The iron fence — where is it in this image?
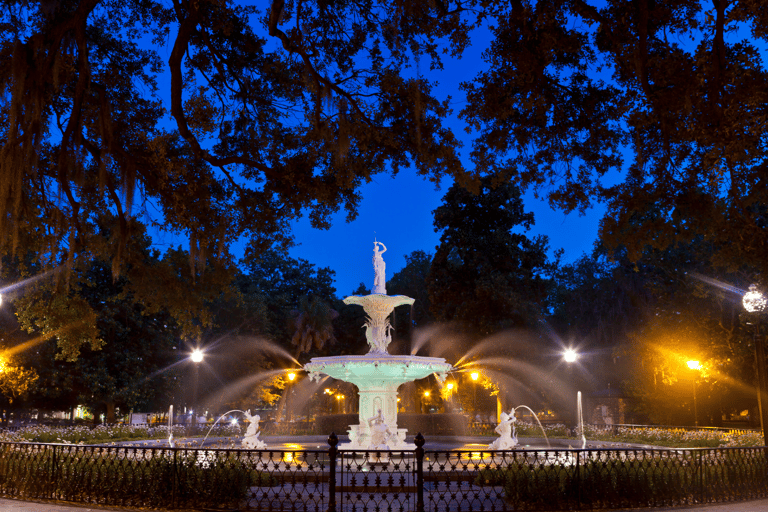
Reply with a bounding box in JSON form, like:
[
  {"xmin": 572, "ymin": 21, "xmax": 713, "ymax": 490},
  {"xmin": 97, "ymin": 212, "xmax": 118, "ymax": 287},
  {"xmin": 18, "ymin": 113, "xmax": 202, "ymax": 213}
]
[{"xmin": 0, "ymin": 436, "xmax": 765, "ymax": 510}]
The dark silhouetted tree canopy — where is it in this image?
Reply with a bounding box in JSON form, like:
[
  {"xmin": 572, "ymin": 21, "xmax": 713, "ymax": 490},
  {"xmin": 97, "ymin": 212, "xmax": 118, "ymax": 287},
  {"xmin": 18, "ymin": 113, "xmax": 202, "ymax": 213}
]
[
  {"xmin": 0, "ymin": 0, "xmax": 468, "ymax": 280},
  {"xmin": 427, "ymin": 176, "xmax": 551, "ymax": 336},
  {"xmin": 4, "ymin": 0, "xmax": 768, "ymax": 283},
  {"xmin": 461, "ymin": 0, "xmax": 768, "ymax": 276}
]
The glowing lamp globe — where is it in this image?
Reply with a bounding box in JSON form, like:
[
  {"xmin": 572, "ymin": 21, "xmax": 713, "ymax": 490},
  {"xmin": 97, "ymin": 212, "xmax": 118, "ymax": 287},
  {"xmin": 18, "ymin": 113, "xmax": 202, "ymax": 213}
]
[
  {"xmin": 743, "ymin": 285, "xmax": 767, "ymax": 313},
  {"xmin": 190, "ymin": 349, "xmax": 204, "ymax": 363}
]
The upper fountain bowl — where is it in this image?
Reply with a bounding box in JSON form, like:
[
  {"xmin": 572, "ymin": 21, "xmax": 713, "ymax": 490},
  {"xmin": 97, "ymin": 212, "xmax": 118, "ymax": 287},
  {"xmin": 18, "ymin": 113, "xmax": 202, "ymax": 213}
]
[{"xmin": 343, "ymin": 294, "xmax": 415, "ymax": 312}]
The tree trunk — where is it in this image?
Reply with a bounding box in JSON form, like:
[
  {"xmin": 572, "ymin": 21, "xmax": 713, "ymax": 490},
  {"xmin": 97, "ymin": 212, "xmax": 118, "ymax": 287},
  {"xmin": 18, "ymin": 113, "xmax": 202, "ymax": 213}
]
[{"xmin": 106, "ymin": 401, "xmax": 117, "ymax": 424}]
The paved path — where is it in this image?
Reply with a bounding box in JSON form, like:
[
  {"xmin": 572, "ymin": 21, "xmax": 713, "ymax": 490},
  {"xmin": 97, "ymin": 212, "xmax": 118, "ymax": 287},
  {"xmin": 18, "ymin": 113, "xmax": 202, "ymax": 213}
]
[{"xmin": 1, "ymin": 497, "xmax": 767, "ymax": 511}]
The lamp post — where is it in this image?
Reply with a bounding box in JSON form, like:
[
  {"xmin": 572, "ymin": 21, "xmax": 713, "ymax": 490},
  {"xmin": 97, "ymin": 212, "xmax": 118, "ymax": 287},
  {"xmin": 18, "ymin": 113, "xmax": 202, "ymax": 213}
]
[
  {"xmin": 190, "ymin": 348, "xmax": 204, "ymax": 433},
  {"xmin": 422, "ymin": 391, "xmax": 430, "ymax": 414},
  {"xmin": 563, "ymin": 348, "xmax": 579, "ymax": 430},
  {"xmin": 286, "ymin": 372, "xmax": 296, "ymax": 422},
  {"xmin": 470, "ymin": 371, "xmax": 479, "ymax": 418},
  {"xmin": 686, "ymin": 360, "xmax": 701, "ymax": 427},
  {"xmin": 743, "ymin": 284, "xmax": 768, "ymax": 447}
]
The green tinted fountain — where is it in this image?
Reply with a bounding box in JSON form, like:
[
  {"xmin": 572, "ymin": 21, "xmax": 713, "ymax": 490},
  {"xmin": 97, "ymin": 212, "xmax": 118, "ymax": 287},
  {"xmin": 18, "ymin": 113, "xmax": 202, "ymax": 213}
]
[{"xmin": 305, "ymin": 241, "xmax": 452, "ymax": 449}]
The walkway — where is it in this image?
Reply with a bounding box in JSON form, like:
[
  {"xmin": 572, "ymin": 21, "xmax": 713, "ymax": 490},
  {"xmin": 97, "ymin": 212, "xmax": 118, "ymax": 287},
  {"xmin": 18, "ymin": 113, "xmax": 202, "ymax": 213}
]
[{"xmin": 1, "ymin": 497, "xmax": 767, "ymax": 511}]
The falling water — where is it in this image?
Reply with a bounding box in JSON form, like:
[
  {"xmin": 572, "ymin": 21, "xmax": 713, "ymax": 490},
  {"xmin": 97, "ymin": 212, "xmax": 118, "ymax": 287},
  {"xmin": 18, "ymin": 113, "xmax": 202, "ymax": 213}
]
[
  {"xmin": 199, "ymin": 410, "xmax": 247, "ymax": 447},
  {"xmin": 168, "ymin": 405, "xmax": 174, "ymax": 447},
  {"xmin": 513, "ymin": 405, "xmax": 551, "ymax": 449},
  {"xmin": 577, "ymin": 391, "xmax": 586, "ymax": 449}
]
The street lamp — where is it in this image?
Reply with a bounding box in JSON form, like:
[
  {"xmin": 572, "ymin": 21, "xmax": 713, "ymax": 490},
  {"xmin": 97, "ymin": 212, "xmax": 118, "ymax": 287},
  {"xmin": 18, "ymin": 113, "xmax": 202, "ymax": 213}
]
[
  {"xmin": 422, "ymin": 391, "xmax": 430, "ymax": 414},
  {"xmin": 563, "ymin": 348, "xmax": 580, "ymax": 430},
  {"xmin": 285, "ymin": 371, "xmax": 297, "ymax": 422},
  {"xmin": 687, "ymin": 360, "xmax": 701, "ymax": 427},
  {"xmin": 190, "ymin": 348, "xmax": 204, "ymax": 432},
  {"xmin": 470, "ymin": 371, "xmax": 479, "ymax": 418},
  {"xmin": 743, "ymin": 284, "xmax": 768, "ymax": 447}
]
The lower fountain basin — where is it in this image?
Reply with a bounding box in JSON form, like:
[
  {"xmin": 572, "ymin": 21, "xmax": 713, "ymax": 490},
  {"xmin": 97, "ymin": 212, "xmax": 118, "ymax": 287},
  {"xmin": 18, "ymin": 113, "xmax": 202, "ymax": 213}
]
[
  {"xmin": 305, "ymin": 354, "xmax": 452, "ymax": 387},
  {"xmin": 305, "ymin": 354, "xmax": 453, "ymax": 450}
]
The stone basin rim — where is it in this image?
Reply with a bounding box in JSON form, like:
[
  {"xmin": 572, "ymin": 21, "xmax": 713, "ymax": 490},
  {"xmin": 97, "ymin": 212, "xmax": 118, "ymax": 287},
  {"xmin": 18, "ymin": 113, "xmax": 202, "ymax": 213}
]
[{"xmin": 305, "ymin": 354, "xmax": 453, "ymax": 366}]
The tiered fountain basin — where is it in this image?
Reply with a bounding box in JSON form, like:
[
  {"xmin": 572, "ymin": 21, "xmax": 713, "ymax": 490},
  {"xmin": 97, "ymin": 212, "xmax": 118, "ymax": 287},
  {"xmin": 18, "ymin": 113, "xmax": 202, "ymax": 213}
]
[{"xmin": 305, "ymin": 354, "xmax": 452, "ymax": 449}]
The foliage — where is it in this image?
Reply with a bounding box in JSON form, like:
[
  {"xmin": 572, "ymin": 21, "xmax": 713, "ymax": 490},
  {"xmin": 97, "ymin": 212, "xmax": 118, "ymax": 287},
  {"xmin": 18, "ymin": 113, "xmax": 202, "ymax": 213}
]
[
  {"xmin": 0, "ymin": 445, "xmax": 276, "ymax": 509},
  {"xmin": 548, "ymin": 237, "xmax": 760, "ymax": 427},
  {"xmin": 610, "ymin": 240, "xmax": 757, "ymax": 426},
  {"xmin": 0, "ymin": 423, "xmax": 241, "ymax": 444},
  {"xmin": 428, "ymin": 176, "xmax": 552, "ymax": 337},
  {"xmin": 479, "ymin": 455, "xmax": 728, "ymax": 508},
  {"xmin": 583, "ymin": 425, "xmax": 762, "ymax": 449},
  {"xmin": 0, "ymin": 316, "xmax": 38, "ymax": 405},
  {"xmin": 8, "ymin": 218, "xmax": 234, "ymax": 360},
  {"xmin": 387, "ymin": 250, "xmax": 434, "ymax": 327},
  {"xmin": 461, "ymin": 0, "xmax": 768, "ymax": 278},
  {"xmin": 290, "ymin": 295, "xmax": 338, "ymax": 357},
  {"xmin": 240, "ymin": 249, "xmax": 338, "ymax": 345},
  {"xmin": 0, "ymin": 0, "xmax": 467, "ymax": 288},
  {"xmin": 8, "ymin": 224, "xmax": 190, "ymax": 420}
]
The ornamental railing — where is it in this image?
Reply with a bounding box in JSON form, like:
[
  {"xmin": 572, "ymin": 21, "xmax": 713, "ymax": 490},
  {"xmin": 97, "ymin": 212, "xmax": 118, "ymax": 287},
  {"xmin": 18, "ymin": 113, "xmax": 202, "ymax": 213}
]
[{"xmin": 0, "ymin": 435, "xmax": 765, "ymax": 511}]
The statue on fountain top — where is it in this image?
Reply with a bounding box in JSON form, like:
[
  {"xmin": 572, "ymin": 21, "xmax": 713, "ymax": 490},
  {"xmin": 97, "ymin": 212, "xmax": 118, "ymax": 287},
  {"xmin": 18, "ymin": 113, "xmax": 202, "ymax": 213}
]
[
  {"xmin": 372, "ymin": 240, "xmax": 387, "ymax": 294},
  {"xmin": 341, "ymin": 239, "xmax": 413, "ymax": 355}
]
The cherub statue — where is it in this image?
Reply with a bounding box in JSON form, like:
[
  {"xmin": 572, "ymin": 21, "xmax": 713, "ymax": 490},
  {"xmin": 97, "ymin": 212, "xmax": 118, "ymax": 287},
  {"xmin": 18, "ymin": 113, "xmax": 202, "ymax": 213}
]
[
  {"xmin": 367, "ymin": 409, "xmax": 393, "ymax": 449},
  {"xmin": 488, "ymin": 410, "xmax": 518, "ymax": 450},
  {"xmin": 242, "ymin": 409, "xmax": 267, "ymax": 450}
]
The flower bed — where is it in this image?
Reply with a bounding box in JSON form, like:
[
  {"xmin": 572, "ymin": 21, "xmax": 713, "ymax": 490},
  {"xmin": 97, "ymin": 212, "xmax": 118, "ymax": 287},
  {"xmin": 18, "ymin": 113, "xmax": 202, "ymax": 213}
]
[{"xmin": 0, "ymin": 423, "xmax": 242, "ymax": 445}]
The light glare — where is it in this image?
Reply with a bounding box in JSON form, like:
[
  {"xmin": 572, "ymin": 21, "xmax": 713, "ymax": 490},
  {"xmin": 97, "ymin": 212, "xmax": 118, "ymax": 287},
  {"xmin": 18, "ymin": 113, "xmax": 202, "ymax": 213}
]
[
  {"xmin": 564, "ymin": 349, "xmax": 578, "ymax": 363},
  {"xmin": 190, "ymin": 349, "xmax": 204, "ymax": 363}
]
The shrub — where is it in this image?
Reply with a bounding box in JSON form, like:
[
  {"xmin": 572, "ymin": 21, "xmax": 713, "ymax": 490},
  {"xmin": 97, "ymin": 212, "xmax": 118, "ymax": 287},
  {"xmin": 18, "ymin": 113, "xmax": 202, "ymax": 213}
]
[{"xmin": 0, "ymin": 445, "xmax": 277, "ymax": 509}]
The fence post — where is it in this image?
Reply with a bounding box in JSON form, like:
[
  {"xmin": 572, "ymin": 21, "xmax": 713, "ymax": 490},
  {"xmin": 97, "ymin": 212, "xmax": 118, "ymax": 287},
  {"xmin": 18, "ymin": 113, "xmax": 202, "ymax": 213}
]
[
  {"xmin": 575, "ymin": 449, "xmax": 581, "ymax": 509},
  {"xmin": 328, "ymin": 432, "xmax": 338, "ymax": 512},
  {"xmin": 698, "ymin": 449, "xmax": 705, "ymax": 504},
  {"xmin": 415, "ymin": 432, "xmax": 425, "ymax": 512},
  {"xmin": 50, "ymin": 444, "xmax": 58, "ymax": 499},
  {"xmin": 172, "ymin": 448, "xmax": 178, "ymax": 509}
]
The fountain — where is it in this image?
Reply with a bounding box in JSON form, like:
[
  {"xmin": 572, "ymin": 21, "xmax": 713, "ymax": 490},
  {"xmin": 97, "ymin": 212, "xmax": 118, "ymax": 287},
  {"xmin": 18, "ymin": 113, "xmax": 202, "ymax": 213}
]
[{"xmin": 305, "ymin": 240, "xmax": 452, "ymax": 449}]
